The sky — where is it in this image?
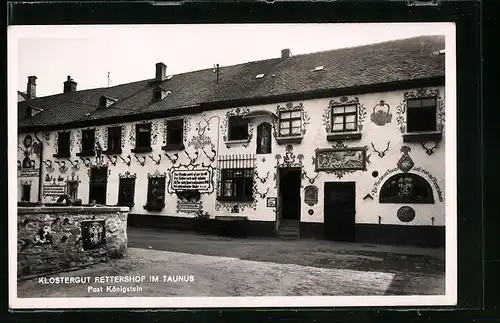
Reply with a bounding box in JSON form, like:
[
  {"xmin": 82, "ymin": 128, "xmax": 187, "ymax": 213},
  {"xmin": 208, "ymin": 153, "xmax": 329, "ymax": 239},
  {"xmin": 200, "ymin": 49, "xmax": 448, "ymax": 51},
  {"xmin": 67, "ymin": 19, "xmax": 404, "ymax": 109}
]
[{"xmin": 12, "ymin": 23, "xmax": 451, "ymax": 98}]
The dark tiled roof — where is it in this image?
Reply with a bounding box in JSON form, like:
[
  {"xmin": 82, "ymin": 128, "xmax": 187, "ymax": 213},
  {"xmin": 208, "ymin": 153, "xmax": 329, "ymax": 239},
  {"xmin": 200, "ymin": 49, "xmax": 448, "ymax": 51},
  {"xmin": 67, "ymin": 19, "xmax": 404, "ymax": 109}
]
[{"xmin": 18, "ymin": 35, "xmax": 445, "ymax": 129}]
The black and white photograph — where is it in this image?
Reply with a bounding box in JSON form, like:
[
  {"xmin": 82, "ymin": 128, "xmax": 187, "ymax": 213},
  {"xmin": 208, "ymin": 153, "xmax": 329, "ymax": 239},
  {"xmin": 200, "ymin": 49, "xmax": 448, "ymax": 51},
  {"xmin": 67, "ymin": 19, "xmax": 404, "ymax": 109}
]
[{"xmin": 9, "ymin": 23, "xmax": 457, "ymax": 309}]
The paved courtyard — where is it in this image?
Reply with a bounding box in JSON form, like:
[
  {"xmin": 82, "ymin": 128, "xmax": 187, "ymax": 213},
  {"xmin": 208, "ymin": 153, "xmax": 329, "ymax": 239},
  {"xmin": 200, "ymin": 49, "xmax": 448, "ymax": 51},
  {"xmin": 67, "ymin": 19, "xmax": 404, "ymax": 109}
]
[{"xmin": 17, "ymin": 227, "xmax": 445, "ymax": 297}]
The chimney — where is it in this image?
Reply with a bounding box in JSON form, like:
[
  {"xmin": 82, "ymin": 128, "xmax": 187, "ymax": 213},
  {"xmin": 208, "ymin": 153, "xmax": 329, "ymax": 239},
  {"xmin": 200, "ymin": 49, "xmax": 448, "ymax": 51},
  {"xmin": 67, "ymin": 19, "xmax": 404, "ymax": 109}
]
[
  {"xmin": 63, "ymin": 75, "xmax": 77, "ymax": 93},
  {"xmin": 155, "ymin": 62, "xmax": 167, "ymax": 82},
  {"xmin": 26, "ymin": 76, "xmax": 37, "ymax": 99},
  {"xmin": 281, "ymin": 48, "xmax": 291, "ymax": 59}
]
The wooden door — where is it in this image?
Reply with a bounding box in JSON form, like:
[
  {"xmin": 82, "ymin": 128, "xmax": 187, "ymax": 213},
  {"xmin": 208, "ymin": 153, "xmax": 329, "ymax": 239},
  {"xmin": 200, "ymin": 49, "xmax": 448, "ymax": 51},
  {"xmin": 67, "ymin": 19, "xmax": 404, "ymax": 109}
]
[{"xmin": 324, "ymin": 182, "xmax": 356, "ymax": 241}]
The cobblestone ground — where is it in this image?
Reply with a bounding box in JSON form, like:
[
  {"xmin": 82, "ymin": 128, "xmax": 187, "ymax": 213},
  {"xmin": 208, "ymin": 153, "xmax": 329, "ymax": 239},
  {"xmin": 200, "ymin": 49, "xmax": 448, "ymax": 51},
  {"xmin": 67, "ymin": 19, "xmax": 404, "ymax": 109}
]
[{"xmin": 17, "ymin": 227, "xmax": 446, "ymax": 297}]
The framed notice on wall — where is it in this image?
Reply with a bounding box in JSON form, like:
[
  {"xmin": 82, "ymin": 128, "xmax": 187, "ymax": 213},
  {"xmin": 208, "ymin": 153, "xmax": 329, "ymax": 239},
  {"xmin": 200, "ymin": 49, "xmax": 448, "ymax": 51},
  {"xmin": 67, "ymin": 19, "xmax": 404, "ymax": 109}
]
[{"xmin": 266, "ymin": 197, "xmax": 277, "ymax": 208}]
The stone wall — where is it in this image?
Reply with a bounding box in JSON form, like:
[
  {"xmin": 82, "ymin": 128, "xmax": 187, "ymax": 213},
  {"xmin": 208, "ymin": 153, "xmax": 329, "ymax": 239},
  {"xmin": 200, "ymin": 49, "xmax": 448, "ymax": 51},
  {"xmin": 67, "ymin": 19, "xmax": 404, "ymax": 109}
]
[{"xmin": 17, "ymin": 206, "xmax": 128, "ymax": 279}]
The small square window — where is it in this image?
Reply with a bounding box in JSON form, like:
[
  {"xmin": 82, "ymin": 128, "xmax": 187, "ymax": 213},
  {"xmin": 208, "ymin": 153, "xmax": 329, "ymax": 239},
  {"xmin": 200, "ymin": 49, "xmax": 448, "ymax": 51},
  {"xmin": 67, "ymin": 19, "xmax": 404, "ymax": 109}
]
[
  {"xmin": 218, "ymin": 168, "xmax": 254, "ymax": 202},
  {"xmin": 278, "ymin": 109, "xmax": 302, "ymax": 137},
  {"xmin": 330, "ymin": 104, "xmax": 358, "ymax": 132},
  {"xmin": 406, "ymin": 97, "xmax": 437, "ymax": 133},
  {"xmin": 228, "ymin": 116, "xmax": 249, "ymax": 141}
]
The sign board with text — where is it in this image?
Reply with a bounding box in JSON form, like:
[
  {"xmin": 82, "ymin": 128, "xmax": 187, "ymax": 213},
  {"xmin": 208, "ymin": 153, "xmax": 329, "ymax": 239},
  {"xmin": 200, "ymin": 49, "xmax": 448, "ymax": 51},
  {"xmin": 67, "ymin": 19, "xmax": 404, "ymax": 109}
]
[{"xmin": 43, "ymin": 185, "xmax": 66, "ymax": 196}]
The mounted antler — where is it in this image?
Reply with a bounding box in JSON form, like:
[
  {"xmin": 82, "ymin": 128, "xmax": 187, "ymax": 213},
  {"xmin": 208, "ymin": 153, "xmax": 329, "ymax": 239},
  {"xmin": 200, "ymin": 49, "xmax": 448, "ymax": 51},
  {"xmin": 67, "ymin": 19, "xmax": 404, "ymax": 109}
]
[
  {"xmin": 119, "ymin": 155, "xmax": 132, "ymax": 166},
  {"xmin": 42, "ymin": 160, "xmax": 52, "ymax": 168},
  {"xmin": 134, "ymin": 155, "xmax": 147, "ymax": 167},
  {"xmin": 66, "ymin": 159, "xmax": 80, "ymax": 170},
  {"xmin": 164, "ymin": 152, "xmax": 179, "ymax": 164},
  {"xmin": 106, "ymin": 155, "xmax": 118, "ymax": 166},
  {"xmin": 254, "ymin": 170, "xmax": 270, "ymax": 184},
  {"xmin": 185, "ymin": 150, "xmax": 199, "ymax": 166},
  {"xmin": 421, "ymin": 141, "xmax": 439, "ymax": 155},
  {"xmin": 54, "ymin": 160, "xmax": 68, "ymax": 173},
  {"xmin": 79, "ymin": 157, "xmax": 92, "ymax": 167},
  {"xmin": 371, "ymin": 141, "xmax": 390, "ymax": 158},
  {"xmin": 149, "ymin": 154, "xmax": 162, "ymax": 165},
  {"xmin": 201, "ymin": 144, "xmax": 217, "ymax": 163},
  {"xmin": 302, "ymin": 170, "xmax": 319, "ymax": 184},
  {"xmin": 255, "ymin": 187, "xmax": 270, "ymax": 199}
]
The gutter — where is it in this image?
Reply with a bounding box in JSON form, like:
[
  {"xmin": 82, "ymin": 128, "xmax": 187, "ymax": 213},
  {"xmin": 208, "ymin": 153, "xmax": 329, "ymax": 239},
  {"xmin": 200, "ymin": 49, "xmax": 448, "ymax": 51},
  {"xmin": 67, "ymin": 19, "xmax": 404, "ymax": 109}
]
[{"xmin": 33, "ymin": 132, "xmax": 43, "ymax": 202}]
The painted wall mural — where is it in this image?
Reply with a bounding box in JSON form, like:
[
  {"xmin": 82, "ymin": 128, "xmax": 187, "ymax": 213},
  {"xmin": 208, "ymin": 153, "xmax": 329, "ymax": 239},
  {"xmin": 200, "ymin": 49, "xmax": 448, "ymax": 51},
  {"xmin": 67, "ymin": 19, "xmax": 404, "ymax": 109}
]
[
  {"xmin": 396, "ymin": 87, "xmax": 445, "ymax": 133},
  {"xmin": 314, "ymin": 141, "xmax": 370, "ymax": 179},
  {"xmin": 322, "ymin": 96, "xmax": 367, "ymax": 133},
  {"xmin": 412, "ymin": 166, "xmax": 444, "ymax": 202},
  {"xmin": 370, "ymin": 100, "xmax": 392, "ymax": 126},
  {"xmin": 397, "ymin": 146, "xmax": 414, "ymax": 172},
  {"xmin": 397, "ymin": 206, "xmax": 416, "ymax": 223},
  {"xmin": 379, "ymin": 173, "xmax": 435, "ymax": 204},
  {"xmin": 274, "ymin": 102, "xmax": 310, "ymax": 137},
  {"xmin": 275, "ymin": 144, "xmax": 304, "ymax": 168},
  {"xmin": 304, "ymin": 185, "xmax": 319, "ymax": 206}
]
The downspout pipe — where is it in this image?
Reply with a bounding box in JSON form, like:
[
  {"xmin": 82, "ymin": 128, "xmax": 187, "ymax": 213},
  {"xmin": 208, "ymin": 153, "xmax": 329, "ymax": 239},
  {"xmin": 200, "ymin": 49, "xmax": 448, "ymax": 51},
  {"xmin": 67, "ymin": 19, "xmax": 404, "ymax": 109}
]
[{"xmin": 33, "ymin": 132, "xmax": 43, "ymax": 202}]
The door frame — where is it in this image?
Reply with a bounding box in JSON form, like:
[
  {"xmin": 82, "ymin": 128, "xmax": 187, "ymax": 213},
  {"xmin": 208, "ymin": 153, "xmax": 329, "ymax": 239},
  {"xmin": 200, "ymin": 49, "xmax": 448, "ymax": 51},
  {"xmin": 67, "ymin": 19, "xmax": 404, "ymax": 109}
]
[
  {"xmin": 277, "ymin": 167, "xmax": 302, "ymax": 222},
  {"xmin": 88, "ymin": 166, "xmax": 108, "ymax": 205},
  {"xmin": 323, "ymin": 181, "xmax": 356, "ymax": 241}
]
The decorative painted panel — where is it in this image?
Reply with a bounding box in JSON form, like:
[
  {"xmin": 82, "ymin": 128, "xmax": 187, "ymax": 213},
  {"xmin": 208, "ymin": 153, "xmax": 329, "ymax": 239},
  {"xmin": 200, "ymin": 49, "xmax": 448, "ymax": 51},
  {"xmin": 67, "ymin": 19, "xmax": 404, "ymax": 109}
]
[
  {"xmin": 379, "ymin": 173, "xmax": 434, "ymax": 204},
  {"xmin": 370, "ymin": 100, "xmax": 392, "ymax": 126},
  {"xmin": 315, "ymin": 148, "xmax": 367, "ymax": 171},
  {"xmin": 304, "ymin": 185, "xmax": 319, "ymax": 206},
  {"xmin": 81, "ymin": 220, "xmax": 106, "ymax": 250},
  {"xmin": 275, "ymin": 144, "xmax": 304, "ymax": 168},
  {"xmin": 397, "ymin": 206, "xmax": 416, "ymax": 223}
]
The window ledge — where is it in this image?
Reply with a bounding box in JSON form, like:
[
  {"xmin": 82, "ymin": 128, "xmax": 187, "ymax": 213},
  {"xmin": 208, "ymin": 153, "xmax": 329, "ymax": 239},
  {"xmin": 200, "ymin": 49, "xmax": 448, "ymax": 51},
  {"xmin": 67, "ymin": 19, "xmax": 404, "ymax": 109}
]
[
  {"xmin": 131, "ymin": 146, "xmax": 153, "ymax": 154},
  {"xmin": 53, "ymin": 152, "xmax": 71, "ymax": 158},
  {"xmin": 276, "ymin": 135, "xmax": 303, "ymax": 144},
  {"xmin": 143, "ymin": 203, "xmax": 165, "ymax": 211},
  {"xmin": 225, "ymin": 139, "xmax": 250, "ymax": 147},
  {"xmin": 327, "ymin": 131, "xmax": 362, "ymax": 142},
  {"xmin": 103, "ymin": 149, "xmax": 122, "ymax": 155},
  {"xmin": 403, "ymin": 131, "xmax": 442, "ymax": 143},
  {"xmin": 76, "ymin": 150, "xmax": 95, "ymax": 157},
  {"xmin": 161, "ymin": 143, "xmax": 185, "ymax": 151},
  {"xmin": 117, "ymin": 202, "xmax": 134, "ymax": 208},
  {"xmin": 216, "ymin": 196, "xmax": 255, "ymax": 202}
]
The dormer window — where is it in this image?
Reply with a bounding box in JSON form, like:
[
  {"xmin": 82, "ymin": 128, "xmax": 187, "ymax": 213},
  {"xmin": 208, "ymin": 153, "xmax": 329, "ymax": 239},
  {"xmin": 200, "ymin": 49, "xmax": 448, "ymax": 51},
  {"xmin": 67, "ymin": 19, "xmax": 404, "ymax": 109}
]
[
  {"xmin": 313, "ymin": 66, "xmax": 324, "ymax": 72},
  {"xmin": 153, "ymin": 87, "xmax": 170, "ymax": 101},
  {"xmin": 255, "ymin": 74, "xmax": 265, "ymax": 79},
  {"xmin": 98, "ymin": 96, "xmax": 117, "ymax": 109}
]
